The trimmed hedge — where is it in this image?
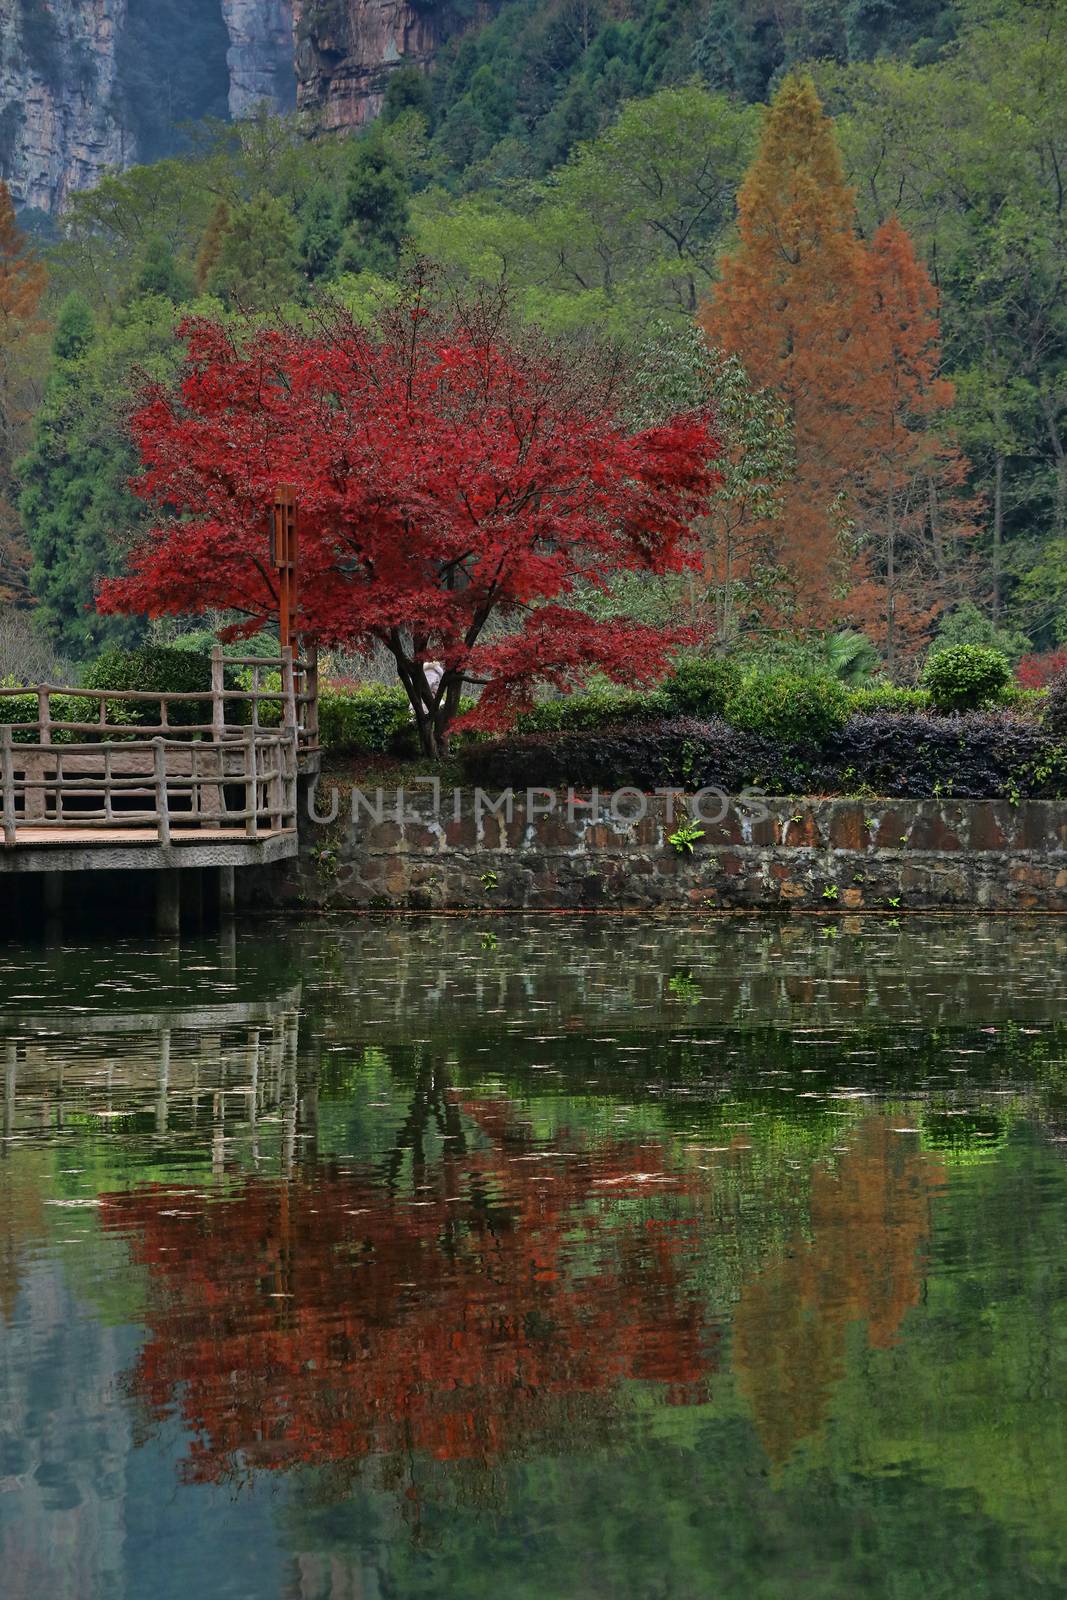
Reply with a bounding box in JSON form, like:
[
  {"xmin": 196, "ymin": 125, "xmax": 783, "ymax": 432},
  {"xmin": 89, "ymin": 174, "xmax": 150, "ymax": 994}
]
[
  {"xmin": 461, "ymin": 712, "xmax": 1067, "ymax": 800},
  {"xmin": 464, "ymin": 719, "xmax": 797, "ymax": 793},
  {"xmin": 319, "ymin": 685, "xmax": 414, "ymax": 755},
  {"xmin": 516, "ymin": 686, "xmax": 671, "ymax": 735},
  {"xmin": 819, "ymin": 713, "xmax": 1065, "ymax": 799},
  {"xmin": 725, "ymin": 669, "xmax": 850, "ymax": 743},
  {"xmin": 921, "ymin": 645, "xmax": 1012, "ymax": 712}
]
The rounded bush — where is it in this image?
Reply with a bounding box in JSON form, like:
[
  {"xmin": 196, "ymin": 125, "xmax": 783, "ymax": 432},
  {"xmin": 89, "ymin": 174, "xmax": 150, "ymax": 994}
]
[
  {"xmin": 1045, "ymin": 669, "xmax": 1067, "ymax": 740},
  {"xmin": 660, "ymin": 655, "xmax": 741, "ymax": 718},
  {"xmin": 724, "ymin": 670, "xmax": 850, "ymax": 745},
  {"xmin": 921, "ymin": 645, "xmax": 1011, "ymax": 713},
  {"xmin": 83, "ymin": 646, "xmax": 217, "ymax": 727}
]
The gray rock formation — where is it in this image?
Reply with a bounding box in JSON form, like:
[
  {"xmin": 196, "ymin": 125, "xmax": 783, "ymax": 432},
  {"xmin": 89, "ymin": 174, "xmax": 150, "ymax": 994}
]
[
  {"xmin": 221, "ymin": 0, "xmax": 294, "ymax": 118},
  {"xmin": 0, "ymin": 0, "xmax": 131, "ymax": 214},
  {"xmin": 0, "ymin": 0, "xmax": 295, "ymax": 213}
]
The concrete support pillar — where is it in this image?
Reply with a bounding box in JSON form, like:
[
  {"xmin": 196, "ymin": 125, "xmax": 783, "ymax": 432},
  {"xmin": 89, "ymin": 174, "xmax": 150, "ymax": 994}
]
[
  {"xmin": 219, "ymin": 864, "xmax": 236, "ymax": 916},
  {"xmin": 186, "ymin": 868, "xmax": 204, "ymax": 933},
  {"xmin": 156, "ymin": 870, "xmax": 181, "ymax": 938},
  {"xmin": 42, "ymin": 873, "xmax": 63, "ymax": 915}
]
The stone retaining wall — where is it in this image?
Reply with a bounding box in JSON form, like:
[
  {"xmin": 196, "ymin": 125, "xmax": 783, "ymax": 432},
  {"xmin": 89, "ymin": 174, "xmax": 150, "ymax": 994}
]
[{"xmin": 239, "ymin": 792, "xmax": 1067, "ymax": 913}]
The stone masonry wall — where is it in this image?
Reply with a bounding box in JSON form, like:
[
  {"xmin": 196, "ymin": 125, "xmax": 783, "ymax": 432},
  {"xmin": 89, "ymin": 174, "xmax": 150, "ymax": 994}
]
[{"xmin": 239, "ymin": 792, "xmax": 1067, "ymax": 913}]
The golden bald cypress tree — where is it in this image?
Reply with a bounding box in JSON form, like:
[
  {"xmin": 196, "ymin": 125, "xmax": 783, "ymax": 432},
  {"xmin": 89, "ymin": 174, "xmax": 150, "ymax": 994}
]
[{"xmin": 700, "ymin": 73, "xmax": 877, "ymax": 629}]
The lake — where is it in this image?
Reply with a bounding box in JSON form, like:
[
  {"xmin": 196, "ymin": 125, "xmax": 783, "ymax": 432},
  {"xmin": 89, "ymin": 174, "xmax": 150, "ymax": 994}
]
[{"xmin": 3, "ymin": 914, "xmax": 1067, "ymax": 1598}]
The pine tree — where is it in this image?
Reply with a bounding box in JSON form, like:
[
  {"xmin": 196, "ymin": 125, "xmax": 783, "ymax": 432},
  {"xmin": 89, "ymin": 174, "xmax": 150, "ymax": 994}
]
[
  {"xmin": 700, "ymin": 72, "xmax": 878, "ymax": 629},
  {"xmin": 205, "ymin": 192, "xmax": 301, "ymax": 310},
  {"xmin": 338, "ymin": 143, "xmax": 410, "ymax": 276},
  {"xmin": 19, "ymin": 293, "xmax": 183, "ymax": 658},
  {"xmin": 133, "ymin": 236, "xmax": 193, "ymax": 304},
  {"xmin": 0, "ymin": 181, "xmax": 47, "ymax": 604},
  {"xmin": 298, "ymin": 184, "xmax": 343, "ymax": 283}
]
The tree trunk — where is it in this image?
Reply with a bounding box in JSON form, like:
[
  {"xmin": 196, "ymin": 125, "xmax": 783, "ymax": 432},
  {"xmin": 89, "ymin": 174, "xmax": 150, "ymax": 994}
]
[
  {"xmin": 1039, "ymin": 388, "xmax": 1067, "ymax": 540},
  {"xmin": 885, "ymin": 498, "xmax": 897, "ymax": 684},
  {"xmin": 992, "ymin": 451, "xmax": 1004, "ymax": 622}
]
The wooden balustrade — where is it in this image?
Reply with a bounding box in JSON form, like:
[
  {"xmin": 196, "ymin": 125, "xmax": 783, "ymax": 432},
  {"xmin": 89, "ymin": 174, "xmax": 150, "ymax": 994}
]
[{"xmin": 0, "ymin": 649, "xmax": 308, "ymax": 848}]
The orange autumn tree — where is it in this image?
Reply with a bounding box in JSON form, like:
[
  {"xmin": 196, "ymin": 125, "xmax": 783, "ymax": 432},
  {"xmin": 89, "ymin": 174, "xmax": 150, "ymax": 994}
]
[
  {"xmin": 0, "ymin": 182, "xmax": 47, "ymax": 604},
  {"xmin": 701, "ymin": 72, "xmax": 876, "ymax": 629},
  {"xmin": 848, "ymin": 216, "xmax": 976, "ymax": 676},
  {"xmin": 701, "ymin": 74, "xmax": 972, "ymax": 648}
]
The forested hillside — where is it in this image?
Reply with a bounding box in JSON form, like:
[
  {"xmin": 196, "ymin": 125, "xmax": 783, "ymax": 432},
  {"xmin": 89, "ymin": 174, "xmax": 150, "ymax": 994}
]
[{"xmin": 1, "ymin": 0, "xmax": 1064, "ymax": 678}]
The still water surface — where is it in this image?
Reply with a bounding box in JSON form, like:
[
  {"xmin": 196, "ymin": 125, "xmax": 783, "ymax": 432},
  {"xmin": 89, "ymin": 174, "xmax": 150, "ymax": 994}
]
[{"xmin": 3, "ymin": 916, "xmax": 1067, "ymax": 1598}]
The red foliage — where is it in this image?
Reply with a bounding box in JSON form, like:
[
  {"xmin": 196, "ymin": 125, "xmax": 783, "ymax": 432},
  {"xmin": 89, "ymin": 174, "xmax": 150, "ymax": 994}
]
[
  {"xmin": 101, "ymin": 1097, "xmax": 713, "ymax": 1484},
  {"xmin": 98, "ymin": 276, "xmax": 720, "ymax": 754},
  {"xmin": 1017, "ymin": 651, "xmax": 1067, "ymax": 688}
]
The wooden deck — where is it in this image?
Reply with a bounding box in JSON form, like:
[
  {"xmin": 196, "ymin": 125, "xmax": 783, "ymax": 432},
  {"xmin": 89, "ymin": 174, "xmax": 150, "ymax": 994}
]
[
  {"xmin": 0, "ymin": 825, "xmax": 298, "ymax": 874},
  {"xmin": 0, "ymin": 647, "xmax": 315, "ymax": 878}
]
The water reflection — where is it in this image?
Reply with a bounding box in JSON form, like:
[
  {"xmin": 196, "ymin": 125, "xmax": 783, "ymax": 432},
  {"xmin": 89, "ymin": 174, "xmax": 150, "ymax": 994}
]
[{"xmin": 1, "ymin": 917, "xmax": 1067, "ymax": 1598}]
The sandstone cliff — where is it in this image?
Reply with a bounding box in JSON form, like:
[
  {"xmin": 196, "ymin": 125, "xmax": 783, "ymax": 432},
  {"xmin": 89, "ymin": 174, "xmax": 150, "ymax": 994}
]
[{"xmin": 292, "ymin": 0, "xmax": 478, "ymax": 129}]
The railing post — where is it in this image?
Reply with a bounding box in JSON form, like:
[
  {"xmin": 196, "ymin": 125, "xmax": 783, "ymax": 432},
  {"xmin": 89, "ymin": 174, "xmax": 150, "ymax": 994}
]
[
  {"xmin": 281, "ymin": 645, "xmax": 298, "ymax": 827},
  {"xmin": 305, "ymin": 637, "xmax": 319, "ymax": 756},
  {"xmin": 245, "ymin": 726, "xmax": 259, "ymax": 838},
  {"xmin": 153, "ymin": 737, "xmax": 171, "ymax": 846},
  {"xmin": 211, "ymin": 645, "xmax": 226, "ymax": 738},
  {"xmin": 27, "ymin": 685, "xmax": 51, "ymax": 821},
  {"xmin": 1, "ymin": 724, "xmax": 15, "ymax": 846},
  {"xmin": 205, "ymin": 644, "xmax": 227, "ymax": 827}
]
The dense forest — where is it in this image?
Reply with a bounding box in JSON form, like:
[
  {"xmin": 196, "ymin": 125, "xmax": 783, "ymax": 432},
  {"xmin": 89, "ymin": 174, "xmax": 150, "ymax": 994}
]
[{"xmin": 1, "ymin": 0, "xmax": 1064, "ymax": 679}]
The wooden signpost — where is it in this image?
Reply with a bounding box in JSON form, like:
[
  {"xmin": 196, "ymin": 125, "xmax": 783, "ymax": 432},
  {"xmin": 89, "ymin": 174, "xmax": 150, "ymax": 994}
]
[{"xmin": 270, "ymin": 485, "xmax": 300, "ymax": 652}]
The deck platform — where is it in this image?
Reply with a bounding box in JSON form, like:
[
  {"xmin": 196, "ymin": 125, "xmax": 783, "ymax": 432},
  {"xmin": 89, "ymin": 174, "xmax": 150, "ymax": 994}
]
[{"xmin": 0, "ymin": 825, "xmax": 298, "ymax": 874}]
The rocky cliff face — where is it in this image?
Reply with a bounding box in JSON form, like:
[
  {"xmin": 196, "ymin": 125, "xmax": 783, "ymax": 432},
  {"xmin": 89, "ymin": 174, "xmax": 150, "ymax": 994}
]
[
  {"xmin": 221, "ymin": 0, "xmax": 295, "ymax": 118},
  {"xmin": 292, "ymin": 0, "xmax": 476, "ymax": 129},
  {"xmin": 0, "ymin": 0, "xmax": 131, "ymax": 213},
  {"xmin": 0, "ymin": 0, "xmax": 295, "ymax": 214}
]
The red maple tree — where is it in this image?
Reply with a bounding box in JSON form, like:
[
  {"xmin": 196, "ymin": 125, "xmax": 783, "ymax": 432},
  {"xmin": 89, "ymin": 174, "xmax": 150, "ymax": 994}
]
[{"xmin": 98, "ymin": 275, "xmax": 720, "ymax": 756}]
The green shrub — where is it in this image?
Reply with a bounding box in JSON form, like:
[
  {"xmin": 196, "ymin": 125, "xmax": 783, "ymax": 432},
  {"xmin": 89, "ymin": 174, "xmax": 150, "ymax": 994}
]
[
  {"xmin": 319, "ymin": 684, "xmax": 413, "ymax": 755},
  {"xmin": 0, "ymin": 682, "xmax": 40, "ymax": 744},
  {"xmin": 921, "ymin": 645, "xmax": 1012, "ymax": 712},
  {"xmin": 516, "ymin": 685, "xmax": 669, "ymax": 735},
  {"xmin": 848, "ymin": 683, "xmax": 931, "ymax": 715},
  {"xmin": 998, "ymin": 681, "xmax": 1046, "ymax": 719},
  {"xmin": 724, "ymin": 670, "xmax": 850, "ymax": 744},
  {"xmin": 660, "ymin": 655, "xmax": 741, "ymax": 717},
  {"xmin": 0, "ymin": 677, "xmax": 138, "ymax": 742}
]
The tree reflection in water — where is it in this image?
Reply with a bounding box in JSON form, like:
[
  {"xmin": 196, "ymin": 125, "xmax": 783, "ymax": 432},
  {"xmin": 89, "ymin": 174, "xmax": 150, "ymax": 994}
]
[
  {"xmin": 732, "ymin": 1120, "xmax": 945, "ymax": 1466},
  {"xmin": 102, "ymin": 1073, "xmax": 712, "ymax": 1484},
  {"xmin": 101, "ymin": 1065, "xmax": 943, "ymax": 1495}
]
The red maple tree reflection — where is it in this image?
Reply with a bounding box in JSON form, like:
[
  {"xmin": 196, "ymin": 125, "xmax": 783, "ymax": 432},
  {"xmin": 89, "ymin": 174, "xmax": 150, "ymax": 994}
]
[{"xmin": 102, "ymin": 1094, "xmax": 714, "ymax": 1482}]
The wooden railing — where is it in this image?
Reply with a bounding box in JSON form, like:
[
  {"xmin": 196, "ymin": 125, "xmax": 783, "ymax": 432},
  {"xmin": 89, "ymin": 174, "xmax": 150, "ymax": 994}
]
[{"xmin": 0, "ymin": 645, "xmax": 316, "ymax": 848}]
